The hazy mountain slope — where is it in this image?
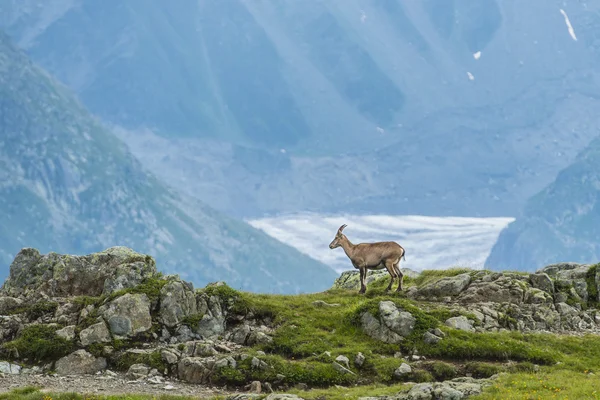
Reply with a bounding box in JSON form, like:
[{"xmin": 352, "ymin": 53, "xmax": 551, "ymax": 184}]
[
  {"xmin": 485, "ymin": 133, "xmax": 600, "ymax": 272},
  {"xmin": 0, "ymin": 31, "xmax": 336, "ymax": 293},
  {"xmin": 3, "ymin": 0, "xmax": 600, "ymax": 218}
]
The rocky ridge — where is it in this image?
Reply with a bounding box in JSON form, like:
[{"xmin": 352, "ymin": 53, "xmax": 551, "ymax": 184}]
[
  {"xmin": 335, "ymin": 263, "xmax": 600, "ymax": 336},
  {"xmin": 1, "ymin": 247, "xmax": 600, "ymax": 399}
]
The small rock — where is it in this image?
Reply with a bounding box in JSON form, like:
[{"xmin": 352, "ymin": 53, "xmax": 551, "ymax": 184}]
[
  {"xmin": 394, "ymin": 351, "xmax": 403, "ymax": 358},
  {"xmin": 432, "ymin": 328, "xmax": 446, "ymax": 338},
  {"xmin": 530, "ymin": 273, "xmax": 555, "ymax": 294},
  {"xmin": 423, "ymin": 331, "xmax": 442, "ymax": 345},
  {"xmin": 394, "ymin": 363, "xmax": 412, "ymax": 378},
  {"xmin": 55, "ymin": 325, "xmax": 76, "ymax": 341},
  {"xmin": 55, "ymin": 350, "xmax": 107, "ymax": 375},
  {"xmin": 312, "ymin": 300, "xmax": 340, "ymax": 307},
  {"xmin": 264, "ymin": 382, "xmax": 274, "ymax": 393},
  {"xmin": 332, "ymin": 361, "xmax": 355, "ymax": 375},
  {"xmin": 411, "ymin": 355, "xmax": 421, "ymax": 361},
  {"xmin": 250, "ymin": 381, "xmax": 262, "ymax": 393},
  {"xmin": 256, "ymin": 351, "xmax": 266, "ymax": 356},
  {"xmin": 215, "ymin": 343, "xmax": 233, "ymax": 353},
  {"xmin": 335, "ymin": 355, "xmax": 350, "ymax": 369},
  {"xmin": 127, "ymin": 363, "xmax": 151, "ymax": 380},
  {"xmin": 102, "ymin": 293, "xmax": 153, "ymax": 337},
  {"xmin": 251, "ymin": 357, "xmax": 268, "ymax": 370},
  {"xmin": 159, "ymin": 280, "xmax": 197, "ymax": 327},
  {"xmin": 445, "ymin": 316, "xmax": 475, "ymax": 332},
  {"xmin": 0, "ymin": 361, "xmax": 21, "ymax": 375},
  {"xmin": 0, "ymin": 297, "xmax": 23, "ymax": 315},
  {"xmin": 161, "ymin": 349, "xmax": 179, "ymax": 364},
  {"xmin": 80, "ymin": 321, "xmax": 112, "ymax": 346},
  {"xmin": 214, "ymin": 356, "xmax": 237, "ymax": 370},
  {"xmin": 163, "ymin": 385, "xmax": 175, "ymax": 390},
  {"xmin": 355, "ymin": 352, "xmax": 365, "ymax": 367}
]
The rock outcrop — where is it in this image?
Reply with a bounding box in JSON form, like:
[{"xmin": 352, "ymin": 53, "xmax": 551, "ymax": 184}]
[
  {"xmin": 403, "ymin": 266, "xmax": 600, "ymax": 334},
  {"xmin": 361, "ymin": 301, "xmax": 416, "ymax": 343},
  {"xmin": 0, "ymin": 247, "xmax": 276, "ymax": 388},
  {"xmin": 334, "ymin": 269, "xmax": 420, "ymax": 291},
  {"xmin": 359, "ymin": 376, "xmax": 497, "ymax": 400},
  {"xmin": 2, "ymin": 247, "xmax": 156, "ymax": 298}
]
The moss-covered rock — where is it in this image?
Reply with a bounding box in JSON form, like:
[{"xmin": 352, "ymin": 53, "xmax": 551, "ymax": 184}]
[
  {"xmin": 1, "ymin": 247, "xmax": 157, "ymax": 298},
  {"xmin": 101, "ymin": 293, "xmax": 153, "ymax": 337}
]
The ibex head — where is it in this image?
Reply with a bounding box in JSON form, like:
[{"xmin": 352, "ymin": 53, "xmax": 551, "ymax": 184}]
[{"xmin": 329, "ymin": 224, "xmax": 348, "ymax": 249}]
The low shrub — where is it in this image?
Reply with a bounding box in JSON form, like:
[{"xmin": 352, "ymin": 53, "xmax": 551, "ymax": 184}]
[
  {"xmin": 2, "ymin": 325, "xmax": 73, "ymax": 362},
  {"xmin": 418, "ymin": 330, "xmax": 557, "ymax": 365},
  {"xmin": 213, "ymin": 355, "xmax": 358, "ymax": 387},
  {"xmin": 465, "ymin": 361, "xmax": 503, "ymax": 378},
  {"xmin": 9, "ymin": 301, "xmax": 59, "ymax": 320},
  {"xmin": 430, "ymin": 361, "xmax": 458, "ymax": 381},
  {"xmin": 113, "ymin": 350, "xmax": 166, "ymax": 372}
]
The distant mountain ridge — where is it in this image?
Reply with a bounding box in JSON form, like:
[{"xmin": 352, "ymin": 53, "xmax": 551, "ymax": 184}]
[
  {"xmin": 0, "ymin": 30, "xmax": 337, "ymax": 293},
  {"xmin": 486, "ymin": 134, "xmax": 600, "ymax": 271},
  {"xmin": 4, "ymin": 1, "xmax": 600, "ymax": 219}
]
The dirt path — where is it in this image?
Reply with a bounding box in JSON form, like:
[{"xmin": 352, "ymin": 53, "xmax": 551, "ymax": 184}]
[{"xmin": 0, "ymin": 372, "xmax": 236, "ymax": 398}]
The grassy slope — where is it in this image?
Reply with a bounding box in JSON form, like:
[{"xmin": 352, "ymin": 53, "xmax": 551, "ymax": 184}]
[
  {"xmin": 8, "ymin": 270, "xmax": 600, "ymax": 399},
  {"xmin": 200, "ymin": 271, "xmax": 600, "ymax": 399}
]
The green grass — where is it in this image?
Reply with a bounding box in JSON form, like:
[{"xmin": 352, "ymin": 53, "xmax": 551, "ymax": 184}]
[
  {"xmin": 407, "ymin": 268, "xmax": 475, "ymax": 287},
  {"xmin": 465, "ymin": 361, "xmax": 504, "ymax": 378},
  {"xmin": 180, "ymin": 313, "xmax": 204, "ymax": 327},
  {"xmin": 1, "ymin": 325, "xmax": 73, "ymax": 362},
  {"xmin": 9, "ymin": 301, "xmax": 59, "ymax": 320},
  {"xmin": 112, "ymin": 350, "xmax": 167, "ymax": 373},
  {"xmin": 429, "ymin": 361, "xmax": 458, "ymax": 381},
  {"xmin": 194, "ymin": 283, "xmax": 595, "ymax": 391},
  {"xmin": 214, "ymin": 355, "xmax": 358, "ymax": 387},
  {"xmin": 472, "ymin": 370, "xmax": 600, "ymax": 399},
  {"xmin": 106, "ymin": 274, "xmax": 168, "ymax": 304}
]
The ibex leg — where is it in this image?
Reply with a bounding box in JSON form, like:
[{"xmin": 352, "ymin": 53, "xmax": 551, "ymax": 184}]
[
  {"xmin": 385, "ymin": 260, "xmax": 397, "ymax": 292},
  {"xmin": 393, "ymin": 261, "xmax": 404, "ymax": 292},
  {"xmin": 358, "ymin": 267, "xmax": 367, "ymax": 294}
]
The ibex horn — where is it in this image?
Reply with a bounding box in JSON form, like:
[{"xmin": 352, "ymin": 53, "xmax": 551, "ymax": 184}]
[{"xmin": 338, "ymin": 224, "xmax": 348, "ymax": 233}]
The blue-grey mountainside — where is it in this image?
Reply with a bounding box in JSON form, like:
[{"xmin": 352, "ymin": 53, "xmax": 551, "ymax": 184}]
[
  {"xmin": 0, "ymin": 31, "xmax": 336, "ymax": 293},
  {"xmin": 486, "ymin": 135, "xmax": 600, "ymax": 272},
  {"xmin": 3, "ymin": 1, "xmax": 600, "ymax": 218}
]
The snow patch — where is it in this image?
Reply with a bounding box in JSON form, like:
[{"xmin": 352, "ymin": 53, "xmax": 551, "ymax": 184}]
[
  {"xmin": 559, "ymin": 9, "xmax": 578, "ymax": 41},
  {"xmin": 247, "ymin": 213, "xmax": 514, "ymax": 273}
]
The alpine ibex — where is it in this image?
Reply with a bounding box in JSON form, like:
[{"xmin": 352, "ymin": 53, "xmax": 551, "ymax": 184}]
[{"xmin": 329, "ymin": 224, "xmax": 406, "ymax": 294}]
